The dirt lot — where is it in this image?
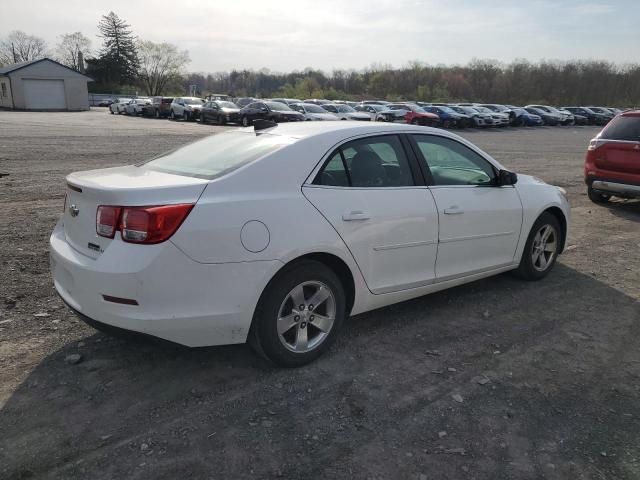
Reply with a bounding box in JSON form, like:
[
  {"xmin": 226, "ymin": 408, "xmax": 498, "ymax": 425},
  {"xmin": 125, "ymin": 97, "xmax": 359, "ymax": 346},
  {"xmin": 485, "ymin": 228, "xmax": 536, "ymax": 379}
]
[{"xmin": 1, "ymin": 109, "xmax": 639, "ymax": 480}]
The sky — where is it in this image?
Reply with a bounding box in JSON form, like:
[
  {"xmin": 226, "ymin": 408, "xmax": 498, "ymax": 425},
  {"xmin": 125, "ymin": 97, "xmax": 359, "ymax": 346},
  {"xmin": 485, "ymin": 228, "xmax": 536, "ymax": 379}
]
[{"xmin": 1, "ymin": 0, "xmax": 639, "ymax": 73}]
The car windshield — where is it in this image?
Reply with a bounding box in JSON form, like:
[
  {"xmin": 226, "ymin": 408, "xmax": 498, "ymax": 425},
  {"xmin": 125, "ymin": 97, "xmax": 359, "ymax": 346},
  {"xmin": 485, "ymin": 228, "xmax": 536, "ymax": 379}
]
[
  {"xmin": 303, "ymin": 104, "xmax": 328, "ymax": 113},
  {"xmin": 184, "ymin": 98, "xmax": 204, "ymax": 105},
  {"xmin": 217, "ymin": 101, "xmax": 238, "ymax": 108},
  {"xmin": 337, "ymin": 105, "xmax": 355, "ymax": 113},
  {"xmin": 512, "ymin": 108, "xmax": 527, "ymax": 115},
  {"xmin": 474, "ymin": 106, "xmax": 493, "ymax": 113},
  {"xmin": 118, "ymin": 98, "xmax": 131, "ymax": 103},
  {"xmin": 144, "ymin": 132, "xmax": 296, "ymax": 179},
  {"xmin": 438, "ymin": 106, "xmax": 456, "ymax": 113},
  {"xmin": 266, "ymin": 101, "xmax": 292, "ymax": 111}
]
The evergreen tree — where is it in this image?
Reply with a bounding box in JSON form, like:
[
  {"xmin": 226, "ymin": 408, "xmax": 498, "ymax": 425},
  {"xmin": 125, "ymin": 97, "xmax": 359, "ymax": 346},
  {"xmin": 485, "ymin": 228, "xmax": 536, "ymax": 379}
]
[{"xmin": 95, "ymin": 12, "xmax": 139, "ymax": 86}]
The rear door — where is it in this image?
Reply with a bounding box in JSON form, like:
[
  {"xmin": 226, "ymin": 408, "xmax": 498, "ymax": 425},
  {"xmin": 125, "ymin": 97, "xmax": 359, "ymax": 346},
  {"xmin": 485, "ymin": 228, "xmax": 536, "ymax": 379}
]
[
  {"xmin": 303, "ymin": 134, "xmax": 439, "ymax": 294},
  {"xmin": 410, "ymin": 134, "xmax": 523, "ymax": 280}
]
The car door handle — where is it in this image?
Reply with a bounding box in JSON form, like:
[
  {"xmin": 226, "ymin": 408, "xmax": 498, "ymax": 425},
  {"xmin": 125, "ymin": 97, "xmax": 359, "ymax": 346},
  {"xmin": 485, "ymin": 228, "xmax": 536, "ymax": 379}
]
[
  {"xmin": 342, "ymin": 211, "xmax": 370, "ymax": 221},
  {"xmin": 444, "ymin": 206, "xmax": 464, "ymax": 215}
]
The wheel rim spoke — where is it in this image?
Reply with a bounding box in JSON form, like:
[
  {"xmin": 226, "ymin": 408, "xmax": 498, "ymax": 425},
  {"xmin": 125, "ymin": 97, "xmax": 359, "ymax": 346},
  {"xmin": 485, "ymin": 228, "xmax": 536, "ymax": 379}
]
[
  {"xmin": 295, "ymin": 325, "xmax": 308, "ymax": 351},
  {"xmin": 277, "ymin": 313, "xmax": 297, "ymax": 335},
  {"xmin": 311, "ymin": 314, "xmax": 333, "ymax": 333},
  {"xmin": 289, "ymin": 284, "xmax": 306, "ymax": 308},
  {"xmin": 308, "ymin": 286, "xmax": 330, "ymax": 310}
]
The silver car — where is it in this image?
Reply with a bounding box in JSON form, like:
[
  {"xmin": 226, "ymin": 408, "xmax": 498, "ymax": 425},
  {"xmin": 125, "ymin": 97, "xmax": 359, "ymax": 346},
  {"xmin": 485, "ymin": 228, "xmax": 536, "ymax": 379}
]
[
  {"xmin": 290, "ymin": 103, "xmax": 340, "ymax": 121},
  {"xmin": 109, "ymin": 98, "xmax": 132, "ymax": 115},
  {"xmin": 321, "ymin": 103, "xmax": 371, "ymax": 121},
  {"xmin": 124, "ymin": 98, "xmax": 151, "ymax": 116}
]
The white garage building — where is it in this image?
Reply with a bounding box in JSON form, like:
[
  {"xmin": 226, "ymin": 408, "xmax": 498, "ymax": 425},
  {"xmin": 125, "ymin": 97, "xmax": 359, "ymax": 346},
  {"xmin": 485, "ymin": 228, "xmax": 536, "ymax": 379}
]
[{"xmin": 0, "ymin": 58, "xmax": 91, "ymax": 111}]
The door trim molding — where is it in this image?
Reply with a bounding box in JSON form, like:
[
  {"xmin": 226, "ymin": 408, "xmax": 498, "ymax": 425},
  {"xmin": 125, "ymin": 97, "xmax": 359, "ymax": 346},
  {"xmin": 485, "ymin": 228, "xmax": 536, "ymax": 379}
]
[
  {"xmin": 439, "ymin": 231, "xmax": 514, "ymax": 244},
  {"xmin": 373, "ymin": 239, "xmax": 438, "ymax": 251}
]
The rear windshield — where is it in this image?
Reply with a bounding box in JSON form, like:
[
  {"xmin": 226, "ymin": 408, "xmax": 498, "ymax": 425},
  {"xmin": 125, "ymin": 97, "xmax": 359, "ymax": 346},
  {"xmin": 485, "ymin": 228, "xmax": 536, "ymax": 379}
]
[
  {"xmin": 143, "ymin": 132, "xmax": 295, "ymax": 179},
  {"xmin": 601, "ymin": 116, "xmax": 640, "ymax": 142}
]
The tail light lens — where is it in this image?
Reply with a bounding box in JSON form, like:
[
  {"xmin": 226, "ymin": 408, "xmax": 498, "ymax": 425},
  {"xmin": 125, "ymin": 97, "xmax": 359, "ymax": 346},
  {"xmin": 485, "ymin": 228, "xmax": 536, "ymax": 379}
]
[
  {"xmin": 96, "ymin": 206, "xmax": 122, "ymax": 238},
  {"xmin": 96, "ymin": 204, "xmax": 193, "ymax": 244}
]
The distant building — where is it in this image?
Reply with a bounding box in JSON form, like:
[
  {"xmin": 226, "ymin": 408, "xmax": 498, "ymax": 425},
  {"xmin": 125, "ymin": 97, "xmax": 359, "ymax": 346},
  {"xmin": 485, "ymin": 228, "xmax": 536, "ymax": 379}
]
[{"xmin": 0, "ymin": 58, "xmax": 92, "ymax": 111}]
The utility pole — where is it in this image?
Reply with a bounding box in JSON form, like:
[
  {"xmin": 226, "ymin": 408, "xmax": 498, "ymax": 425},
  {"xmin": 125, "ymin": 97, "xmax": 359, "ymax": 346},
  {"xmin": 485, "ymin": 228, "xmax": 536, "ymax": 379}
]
[{"xmin": 11, "ymin": 43, "xmax": 17, "ymax": 63}]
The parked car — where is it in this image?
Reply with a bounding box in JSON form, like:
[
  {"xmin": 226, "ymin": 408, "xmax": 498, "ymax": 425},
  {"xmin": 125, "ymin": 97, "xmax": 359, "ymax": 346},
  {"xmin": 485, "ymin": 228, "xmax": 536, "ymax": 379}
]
[
  {"xmin": 421, "ymin": 105, "xmax": 472, "ymax": 128},
  {"xmin": 200, "ymin": 100, "xmax": 241, "ymax": 125},
  {"xmin": 526, "ymin": 105, "xmax": 572, "ymax": 125},
  {"xmin": 353, "ymin": 104, "xmax": 389, "ymax": 120},
  {"xmin": 303, "ymin": 99, "xmax": 333, "ymax": 105},
  {"xmin": 270, "ymin": 98, "xmax": 302, "ymax": 107},
  {"xmin": 558, "ymin": 108, "xmax": 587, "ymax": 125},
  {"xmin": 563, "ymin": 107, "xmax": 609, "ymax": 126},
  {"xmin": 587, "ymin": 107, "xmax": 616, "ymax": 122},
  {"xmin": 320, "ymin": 103, "xmax": 371, "ymax": 121},
  {"xmin": 125, "ymin": 98, "xmax": 151, "ymax": 116},
  {"xmin": 290, "ymin": 103, "xmax": 340, "ymax": 121},
  {"xmin": 473, "ymin": 106, "xmax": 509, "ymax": 127},
  {"xmin": 51, "ymin": 122, "xmax": 569, "ymax": 366},
  {"xmin": 449, "ymin": 105, "xmax": 494, "ymax": 127},
  {"xmin": 98, "ymin": 98, "xmax": 115, "ymax": 107},
  {"xmin": 361, "ymin": 100, "xmax": 390, "ymax": 106},
  {"xmin": 238, "ymin": 101, "xmax": 305, "ymax": 126},
  {"xmin": 235, "ymin": 97, "xmax": 256, "ymax": 108},
  {"xmin": 524, "ymin": 107, "xmax": 560, "ymax": 126},
  {"xmin": 585, "ymin": 110, "xmax": 640, "ymax": 203},
  {"xmin": 378, "ymin": 103, "xmax": 439, "ymax": 126},
  {"xmin": 205, "ymin": 94, "xmax": 231, "ymax": 102},
  {"xmin": 109, "ymin": 98, "xmax": 132, "ymax": 114},
  {"xmin": 142, "ymin": 97, "xmax": 174, "ymax": 118},
  {"xmin": 509, "ymin": 107, "xmax": 543, "ymax": 126},
  {"xmin": 170, "ymin": 97, "xmax": 205, "ymax": 121},
  {"xmin": 479, "ymin": 104, "xmax": 516, "ymax": 124}
]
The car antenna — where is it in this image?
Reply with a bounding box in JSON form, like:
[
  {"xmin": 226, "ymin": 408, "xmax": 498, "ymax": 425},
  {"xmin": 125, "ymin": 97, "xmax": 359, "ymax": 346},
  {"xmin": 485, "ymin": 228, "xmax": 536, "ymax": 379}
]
[{"xmin": 253, "ymin": 119, "xmax": 278, "ymax": 132}]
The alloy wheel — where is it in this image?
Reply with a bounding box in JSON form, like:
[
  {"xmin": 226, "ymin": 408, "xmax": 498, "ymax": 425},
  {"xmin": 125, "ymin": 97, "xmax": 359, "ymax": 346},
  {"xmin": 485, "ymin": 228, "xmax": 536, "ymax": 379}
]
[
  {"xmin": 531, "ymin": 224, "xmax": 557, "ymax": 272},
  {"xmin": 276, "ymin": 281, "xmax": 336, "ymax": 353}
]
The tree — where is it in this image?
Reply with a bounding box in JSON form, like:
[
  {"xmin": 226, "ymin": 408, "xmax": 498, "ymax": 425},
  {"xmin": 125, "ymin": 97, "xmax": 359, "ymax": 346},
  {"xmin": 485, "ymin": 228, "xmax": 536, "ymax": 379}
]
[
  {"xmin": 96, "ymin": 11, "xmax": 139, "ymax": 85},
  {"xmin": 55, "ymin": 32, "xmax": 91, "ymax": 71},
  {"xmin": 137, "ymin": 40, "xmax": 189, "ymax": 96},
  {"xmin": 0, "ymin": 30, "xmax": 48, "ymax": 66}
]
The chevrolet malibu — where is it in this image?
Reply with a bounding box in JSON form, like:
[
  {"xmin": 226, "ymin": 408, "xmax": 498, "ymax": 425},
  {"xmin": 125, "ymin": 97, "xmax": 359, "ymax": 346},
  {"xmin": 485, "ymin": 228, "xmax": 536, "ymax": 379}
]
[{"xmin": 51, "ymin": 123, "xmax": 570, "ymax": 366}]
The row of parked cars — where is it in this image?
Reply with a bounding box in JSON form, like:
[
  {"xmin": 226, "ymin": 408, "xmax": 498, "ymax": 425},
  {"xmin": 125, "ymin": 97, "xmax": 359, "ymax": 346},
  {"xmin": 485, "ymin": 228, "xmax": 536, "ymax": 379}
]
[{"xmin": 105, "ymin": 95, "xmax": 626, "ymax": 130}]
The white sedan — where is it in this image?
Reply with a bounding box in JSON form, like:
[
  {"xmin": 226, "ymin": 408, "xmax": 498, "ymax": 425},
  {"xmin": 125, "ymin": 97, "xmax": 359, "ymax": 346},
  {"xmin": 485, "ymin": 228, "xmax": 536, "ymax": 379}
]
[
  {"xmin": 109, "ymin": 98, "xmax": 132, "ymax": 114},
  {"xmin": 50, "ymin": 123, "xmax": 570, "ymax": 366}
]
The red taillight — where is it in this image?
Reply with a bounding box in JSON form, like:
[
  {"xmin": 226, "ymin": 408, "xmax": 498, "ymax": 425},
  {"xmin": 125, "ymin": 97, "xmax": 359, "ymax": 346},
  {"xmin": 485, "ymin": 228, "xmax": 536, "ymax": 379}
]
[
  {"xmin": 96, "ymin": 206, "xmax": 122, "ymax": 238},
  {"xmin": 96, "ymin": 204, "xmax": 193, "ymax": 243},
  {"xmin": 588, "ymin": 139, "xmax": 607, "ymax": 151}
]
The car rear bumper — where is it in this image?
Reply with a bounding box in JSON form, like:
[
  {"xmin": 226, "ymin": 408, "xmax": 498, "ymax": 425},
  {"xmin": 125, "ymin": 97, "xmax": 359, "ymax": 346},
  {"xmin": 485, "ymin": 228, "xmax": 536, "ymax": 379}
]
[
  {"xmin": 590, "ymin": 179, "xmax": 640, "ymax": 198},
  {"xmin": 50, "ymin": 220, "xmax": 281, "ymax": 347}
]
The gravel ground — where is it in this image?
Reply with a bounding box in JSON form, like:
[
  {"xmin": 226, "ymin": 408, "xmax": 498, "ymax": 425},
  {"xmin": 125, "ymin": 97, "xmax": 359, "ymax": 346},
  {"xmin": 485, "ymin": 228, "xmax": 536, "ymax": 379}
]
[{"xmin": 0, "ymin": 109, "xmax": 639, "ymax": 480}]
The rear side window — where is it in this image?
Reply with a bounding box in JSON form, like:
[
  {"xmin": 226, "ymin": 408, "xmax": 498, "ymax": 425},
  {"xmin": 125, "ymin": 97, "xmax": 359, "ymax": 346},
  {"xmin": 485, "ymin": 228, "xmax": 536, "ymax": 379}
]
[
  {"xmin": 601, "ymin": 116, "xmax": 640, "ymax": 142},
  {"xmin": 144, "ymin": 132, "xmax": 295, "ymax": 179},
  {"xmin": 314, "ymin": 135, "xmax": 414, "ymax": 188}
]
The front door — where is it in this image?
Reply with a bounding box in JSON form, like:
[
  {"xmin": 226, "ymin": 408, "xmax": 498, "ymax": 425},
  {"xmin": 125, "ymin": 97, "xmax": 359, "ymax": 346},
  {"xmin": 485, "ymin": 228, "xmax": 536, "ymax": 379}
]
[
  {"xmin": 303, "ymin": 134, "xmax": 439, "ymax": 294},
  {"xmin": 411, "ymin": 134, "xmax": 523, "ymax": 280}
]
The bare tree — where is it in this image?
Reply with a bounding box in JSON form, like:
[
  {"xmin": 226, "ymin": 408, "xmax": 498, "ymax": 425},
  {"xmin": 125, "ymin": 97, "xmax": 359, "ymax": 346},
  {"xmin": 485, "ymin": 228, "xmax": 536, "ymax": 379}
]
[
  {"xmin": 0, "ymin": 30, "xmax": 48, "ymax": 65},
  {"xmin": 137, "ymin": 40, "xmax": 190, "ymax": 96},
  {"xmin": 55, "ymin": 32, "xmax": 91, "ymax": 71}
]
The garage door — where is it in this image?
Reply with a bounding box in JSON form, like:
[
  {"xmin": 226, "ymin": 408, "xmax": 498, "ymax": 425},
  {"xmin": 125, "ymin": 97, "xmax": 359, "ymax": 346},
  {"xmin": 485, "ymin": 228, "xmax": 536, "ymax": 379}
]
[{"xmin": 23, "ymin": 79, "xmax": 66, "ymax": 109}]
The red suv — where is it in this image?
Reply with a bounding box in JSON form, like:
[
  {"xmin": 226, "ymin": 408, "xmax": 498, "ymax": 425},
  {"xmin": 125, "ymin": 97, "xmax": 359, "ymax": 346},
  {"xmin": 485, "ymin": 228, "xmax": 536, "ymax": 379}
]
[{"xmin": 585, "ymin": 110, "xmax": 640, "ymax": 203}]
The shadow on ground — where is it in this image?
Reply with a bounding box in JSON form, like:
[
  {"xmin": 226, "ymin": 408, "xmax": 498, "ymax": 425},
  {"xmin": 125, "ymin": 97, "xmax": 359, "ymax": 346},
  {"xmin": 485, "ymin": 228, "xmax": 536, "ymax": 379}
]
[{"xmin": 1, "ymin": 264, "xmax": 639, "ymax": 480}]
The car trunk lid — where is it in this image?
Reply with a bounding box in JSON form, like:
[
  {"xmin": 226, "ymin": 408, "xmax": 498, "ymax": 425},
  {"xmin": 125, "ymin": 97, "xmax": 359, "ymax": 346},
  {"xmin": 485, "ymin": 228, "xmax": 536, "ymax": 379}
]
[{"xmin": 64, "ymin": 165, "xmax": 208, "ymax": 259}]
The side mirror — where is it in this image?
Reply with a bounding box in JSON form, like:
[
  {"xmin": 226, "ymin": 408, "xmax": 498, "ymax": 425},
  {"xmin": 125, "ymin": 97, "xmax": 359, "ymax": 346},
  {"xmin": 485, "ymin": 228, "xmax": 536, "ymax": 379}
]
[{"xmin": 497, "ymin": 169, "xmax": 518, "ymax": 186}]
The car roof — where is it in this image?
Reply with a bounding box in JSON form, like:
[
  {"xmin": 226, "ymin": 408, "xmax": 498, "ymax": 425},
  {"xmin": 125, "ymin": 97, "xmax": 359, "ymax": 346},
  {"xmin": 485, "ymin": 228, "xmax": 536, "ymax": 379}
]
[{"xmin": 238, "ymin": 121, "xmax": 456, "ymax": 140}]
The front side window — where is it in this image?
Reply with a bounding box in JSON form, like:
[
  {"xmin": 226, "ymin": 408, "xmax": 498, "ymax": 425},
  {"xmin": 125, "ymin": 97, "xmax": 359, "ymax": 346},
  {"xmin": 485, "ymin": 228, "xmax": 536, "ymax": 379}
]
[
  {"xmin": 314, "ymin": 135, "xmax": 414, "ymax": 188},
  {"xmin": 413, "ymin": 135, "xmax": 496, "ymax": 186}
]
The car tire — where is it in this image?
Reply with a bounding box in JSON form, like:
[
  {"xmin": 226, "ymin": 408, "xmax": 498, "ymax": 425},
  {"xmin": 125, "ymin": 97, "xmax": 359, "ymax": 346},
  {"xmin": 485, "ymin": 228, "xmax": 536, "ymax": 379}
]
[
  {"xmin": 514, "ymin": 212, "xmax": 561, "ymax": 281},
  {"xmin": 110, "ymin": 110, "xmax": 114, "ymax": 115},
  {"xmin": 170, "ymin": 110, "xmax": 175, "ymax": 120},
  {"xmin": 220, "ymin": 115, "xmax": 226, "ymax": 125},
  {"xmin": 250, "ymin": 260, "xmax": 346, "ymax": 367},
  {"xmin": 587, "ymin": 185, "xmax": 611, "ymax": 204},
  {"xmin": 242, "ymin": 116, "xmax": 251, "ymax": 127},
  {"xmin": 155, "ymin": 109, "xmax": 160, "ymax": 119},
  {"xmin": 184, "ymin": 111, "xmax": 190, "ymax": 122}
]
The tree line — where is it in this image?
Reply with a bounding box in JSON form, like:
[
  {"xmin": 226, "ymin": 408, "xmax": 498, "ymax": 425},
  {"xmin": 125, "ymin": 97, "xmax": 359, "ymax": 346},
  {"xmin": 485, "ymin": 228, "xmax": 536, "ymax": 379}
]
[
  {"xmin": 185, "ymin": 60, "xmax": 640, "ymax": 107},
  {"xmin": 1, "ymin": 12, "xmax": 638, "ymax": 106}
]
